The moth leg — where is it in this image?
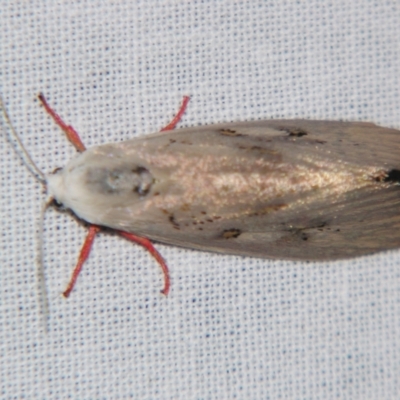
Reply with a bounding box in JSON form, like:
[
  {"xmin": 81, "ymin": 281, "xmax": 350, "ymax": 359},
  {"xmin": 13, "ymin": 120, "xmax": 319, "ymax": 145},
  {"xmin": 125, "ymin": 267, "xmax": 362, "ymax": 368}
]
[
  {"xmin": 118, "ymin": 231, "xmax": 170, "ymax": 296},
  {"xmin": 117, "ymin": 96, "xmax": 190, "ymax": 296},
  {"xmin": 160, "ymin": 95, "xmax": 190, "ymax": 131},
  {"xmin": 38, "ymin": 94, "xmax": 102, "ymax": 297},
  {"xmin": 113, "ymin": 97, "xmax": 189, "ymax": 295},
  {"xmin": 38, "ymin": 93, "xmax": 86, "ymax": 152},
  {"xmin": 41, "ymin": 94, "xmax": 179, "ymax": 297},
  {"xmin": 63, "ymin": 225, "xmax": 101, "ymax": 297},
  {"xmin": 113, "ymin": 96, "xmax": 190, "ymax": 294}
]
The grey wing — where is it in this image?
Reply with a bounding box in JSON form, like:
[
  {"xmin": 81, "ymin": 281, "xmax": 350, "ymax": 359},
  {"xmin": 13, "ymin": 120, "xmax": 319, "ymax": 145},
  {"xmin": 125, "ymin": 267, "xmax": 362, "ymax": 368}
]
[
  {"xmin": 97, "ymin": 119, "xmax": 400, "ymax": 260},
  {"xmin": 177, "ymin": 185, "xmax": 400, "ymax": 260}
]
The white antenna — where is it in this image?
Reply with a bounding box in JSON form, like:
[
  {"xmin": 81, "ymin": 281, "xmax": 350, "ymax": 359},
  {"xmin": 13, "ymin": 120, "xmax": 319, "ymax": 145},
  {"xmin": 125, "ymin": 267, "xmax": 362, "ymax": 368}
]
[
  {"xmin": 0, "ymin": 94, "xmax": 46, "ymax": 183},
  {"xmin": 37, "ymin": 198, "xmax": 53, "ymax": 332},
  {"xmin": 0, "ymin": 93, "xmax": 51, "ymax": 331}
]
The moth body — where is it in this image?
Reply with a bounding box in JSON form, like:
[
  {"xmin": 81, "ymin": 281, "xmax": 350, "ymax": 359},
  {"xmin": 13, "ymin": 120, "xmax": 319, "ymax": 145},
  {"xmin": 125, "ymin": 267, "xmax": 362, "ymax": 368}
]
[{"xmin": 47, "ymin": 119, "xmax": 400, "ymax": 260}]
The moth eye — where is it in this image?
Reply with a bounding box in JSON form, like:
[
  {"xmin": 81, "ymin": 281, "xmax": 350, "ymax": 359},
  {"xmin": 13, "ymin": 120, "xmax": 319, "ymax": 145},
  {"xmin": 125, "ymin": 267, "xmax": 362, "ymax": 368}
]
[{"xmin": 51, "ymin": 198, "xmax": 64, "ymax": 209}]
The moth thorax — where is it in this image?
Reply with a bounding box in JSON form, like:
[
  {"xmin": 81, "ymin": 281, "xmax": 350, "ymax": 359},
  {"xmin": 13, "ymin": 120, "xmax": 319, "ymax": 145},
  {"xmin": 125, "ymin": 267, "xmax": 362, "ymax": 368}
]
[{"xmin": 85, "ymin": 165, "xmax": 155, "ymax": 196}]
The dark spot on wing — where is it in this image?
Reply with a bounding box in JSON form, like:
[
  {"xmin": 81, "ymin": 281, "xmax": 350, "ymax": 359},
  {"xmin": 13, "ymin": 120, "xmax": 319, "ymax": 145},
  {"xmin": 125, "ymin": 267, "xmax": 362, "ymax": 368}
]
[
  {"xmin": 279, "ymin": 127, "xmax": 308, "ymax": 137},
  {"xmin": 132, "ymin": 166, "xmax": 147, "ymax": 174},
  {"xmin": 236, "ymin": 144, "xmax": 282, "ymax": 162},
  {"xmin": 300, "ymin": 232, "xmax": 309, "ymax": 241},
  {"xmin": 250, "ymin": 203, "xmax": 287, "ymax": 216},
  {"xmin": 249, "ymin": 145, "xmax": 276, "ymax": 154},
  {"xmin": 219, "ymin": 128, "xmax": 244, "ymax": 137},
  {"xmin": 288, "ymin": 221, "xmax": 329, "ymax": 241},
  {"xmin": 316, "ymin": 222, "xmax": 327, "ymax": 230},
  {"xmin": 222, "ymin": 229, "xmax": 242, "ymax": 239},
  {"xmin": 132, "ymin": 166, "xmax": 154, "ymax": 195},
  {"xmin": 384, "ymin": 169, "xmax": 400, "ymax": 184},
  {"xmin": 169, "ymin": 214, "xmax": 180, "ymax": 230}
]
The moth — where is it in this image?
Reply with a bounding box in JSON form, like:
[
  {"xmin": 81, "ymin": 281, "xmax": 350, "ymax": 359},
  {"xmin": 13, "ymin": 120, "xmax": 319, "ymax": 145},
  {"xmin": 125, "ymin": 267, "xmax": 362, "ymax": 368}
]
[{"xmin": 2, "ymin": 94, "xmax": 400, "ymax": 299}]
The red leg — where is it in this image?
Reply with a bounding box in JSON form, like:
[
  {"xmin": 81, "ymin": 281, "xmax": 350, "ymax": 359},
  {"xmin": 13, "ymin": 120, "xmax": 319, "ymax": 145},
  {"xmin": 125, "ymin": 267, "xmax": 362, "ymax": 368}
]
[
  {"xmin": 38, "ymin": 93, "xmax": 86, "ymax": 152},
  {"xmin": 51, "ymin": 95, "xmax": 188, "ymax": 297},
  {"xmin": 118, "ymin": 231, "xmax": 170, "ymax": 296},
  {"xmin": 160, "ymin": 96, "xmax": 190, "ymax": 131},
  {"xmin": 63, "ymin": 225, "xmax": 101, "ymax": 297},
  {"xmin": 116, "ymin": 97, "xmax": 189, "ymax": 295},
  {"xmin": 63, "ymin": 226, "xmax": 170, "ymax": 297}
]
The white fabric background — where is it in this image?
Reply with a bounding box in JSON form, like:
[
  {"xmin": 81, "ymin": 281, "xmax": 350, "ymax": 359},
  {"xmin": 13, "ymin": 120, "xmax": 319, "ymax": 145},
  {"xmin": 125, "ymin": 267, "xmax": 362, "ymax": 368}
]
[{"xmin": 1, "ymin": 1, "xmax": 399, "ymax": 399}]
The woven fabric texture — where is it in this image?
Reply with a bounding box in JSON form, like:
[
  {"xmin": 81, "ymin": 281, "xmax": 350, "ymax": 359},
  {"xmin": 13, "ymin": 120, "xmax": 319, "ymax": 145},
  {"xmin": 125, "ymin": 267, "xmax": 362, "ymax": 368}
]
[{"xmin": 1, "ymin": 1, "xmax": 399, "ymax": 399}]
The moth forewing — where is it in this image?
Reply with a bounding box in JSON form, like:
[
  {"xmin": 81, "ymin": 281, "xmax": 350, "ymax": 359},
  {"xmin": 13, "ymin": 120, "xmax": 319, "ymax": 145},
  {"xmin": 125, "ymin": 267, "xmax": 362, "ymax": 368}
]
[{"xmin": 48, "ymin": 119, "xmax": 400, "ymax": 260}]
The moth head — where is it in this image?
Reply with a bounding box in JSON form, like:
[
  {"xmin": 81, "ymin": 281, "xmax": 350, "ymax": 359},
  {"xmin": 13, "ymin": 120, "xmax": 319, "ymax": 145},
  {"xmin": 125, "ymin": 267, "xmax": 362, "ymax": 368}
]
[
  {"xmin": 45, "ymin": 150, "xmax": 156, "ymax": 225},
  {"xmin": 46, "ymin": 166, "xmax": 66, "ymax": 208}
]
